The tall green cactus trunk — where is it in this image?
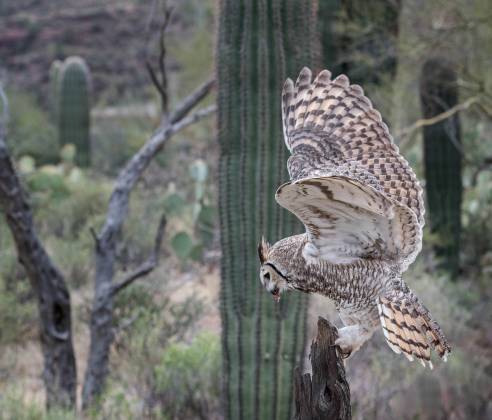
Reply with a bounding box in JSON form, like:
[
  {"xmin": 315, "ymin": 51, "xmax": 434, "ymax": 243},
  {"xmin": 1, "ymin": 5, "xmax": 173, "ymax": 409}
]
[
  {"xmin": 217, "ymin": 1, "xmax": 317, "ymax": 419},
  {"xmin": 420, "ymin": 59, "xmax": 462, "ymax": 277},
  {"xmin": 58, "ymin": 56, "xmax": 92, "ymax": 167},
  {"xmin": 49, "ymin": 59, "xmax": 63, "ymax": 122}
]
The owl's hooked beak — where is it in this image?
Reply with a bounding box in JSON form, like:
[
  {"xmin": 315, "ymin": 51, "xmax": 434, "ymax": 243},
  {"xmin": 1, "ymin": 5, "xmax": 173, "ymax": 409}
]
[{"xmin": 271, "ymin": 287, "xmax": 281, "ymax": 303}]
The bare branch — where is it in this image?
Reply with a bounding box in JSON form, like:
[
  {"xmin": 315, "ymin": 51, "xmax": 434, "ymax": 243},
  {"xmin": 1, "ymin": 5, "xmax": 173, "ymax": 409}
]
[
  {"xmin": 144, "ymin": 0, "xmax": 160, "ymax": 36},
  {"xmin": 89, "ymin": 227, "xmax": 100, "ymax": 248},
  {"xmin": 145, "ymin": 60, "xmax": 167, "ymax": 105},
  {"xmin": 83, "ymin": 102, "xmax": 215, "ymax": 407},
  {"xmin": 145, "ymin": 1, "xmax": 173, "ymax": 115},
  {"xmin": 158, "ymin": 7, "xmax": 172, "ymax": 115},
  {"xmin": 397, "ymin": 96, "xmax": 480, "ymax": 149},
  {"xmin": 475, "ymin": 100, "xmax": 492, "ymax": 118},
  {"xmin": 169, "ymin": 78, "xmax": 216, "ymax": 124},
  {"xmin": 83, "ymin": 6, "xmax": 216, "ymax": 401},
  {"xmin": 111, "ymin": 215, "xmax": 167, "ymax": 296},
  {"xmin": 114, "ymin": 104, "xmax": 216, "ymax": 203}
]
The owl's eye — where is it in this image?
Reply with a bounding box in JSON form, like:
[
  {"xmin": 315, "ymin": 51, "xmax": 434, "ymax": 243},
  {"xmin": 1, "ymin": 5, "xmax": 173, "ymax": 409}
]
[{"xmin": 264, "ymin": 272, "xmax": 270, "ymax": 280}]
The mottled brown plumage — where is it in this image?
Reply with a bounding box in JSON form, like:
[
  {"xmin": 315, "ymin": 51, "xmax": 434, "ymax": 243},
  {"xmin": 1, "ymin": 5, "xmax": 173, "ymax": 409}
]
[{"xmin": 258, "ymin": 68, "xmax": 450, "ymax": 367}]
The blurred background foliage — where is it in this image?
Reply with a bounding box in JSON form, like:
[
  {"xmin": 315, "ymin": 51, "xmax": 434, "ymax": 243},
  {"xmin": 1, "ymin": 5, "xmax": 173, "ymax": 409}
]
[{"xmin": 0, "ymin": 0, "xmax": 490, "ymax": 419}]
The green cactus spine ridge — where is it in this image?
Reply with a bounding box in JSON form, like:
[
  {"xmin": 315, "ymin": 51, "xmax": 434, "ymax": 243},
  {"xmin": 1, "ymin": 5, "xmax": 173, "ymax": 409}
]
[
  {"xmin": 58, "ymin": 56, "xmax": 92, "ymax": 167},
  {"xmin": 420, "ymin": 58, "xmax": 462, "ymax": 277},
  {"xmin": 49, "ymin": 59, "xmax": 63, "ymax": 121},
  {"xmin": 217, "ymin": 1, "xmax": 317, "ymax": 419}
]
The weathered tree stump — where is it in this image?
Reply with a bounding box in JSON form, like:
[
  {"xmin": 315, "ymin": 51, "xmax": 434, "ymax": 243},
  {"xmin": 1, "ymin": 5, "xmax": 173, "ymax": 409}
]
[{"xmin": 294, "ymin": 317, "xmax": 351, "ymax": 420}]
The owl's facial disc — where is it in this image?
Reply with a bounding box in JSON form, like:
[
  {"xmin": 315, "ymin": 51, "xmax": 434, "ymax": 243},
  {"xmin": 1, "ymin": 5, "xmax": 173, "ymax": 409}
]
[{"xmin": 259, "ymin": 264, "xmax": 288, "ymax": 303}]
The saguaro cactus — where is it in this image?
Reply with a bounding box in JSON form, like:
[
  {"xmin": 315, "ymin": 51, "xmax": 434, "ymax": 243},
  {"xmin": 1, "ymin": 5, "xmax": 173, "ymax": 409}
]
[
  {"xmin": 49, "ymin": 59, "xmax": 63, "ymax": 121},
  {"xmin": 217, "ymin": 1, "xmax": 317, "ymax": 419},
  {"xmin": 58, "ymin": 56, "xmax": 92, "ymax": 167},
  {"xmin": 420, "ymin": 58, "xmax": 462, "ymax": 277}
]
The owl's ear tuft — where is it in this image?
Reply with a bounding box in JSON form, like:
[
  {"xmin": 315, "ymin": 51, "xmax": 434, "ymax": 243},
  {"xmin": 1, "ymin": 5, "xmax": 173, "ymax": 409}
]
[{"xmin": 258, "ymin": 236, "xmax": 271, "ymax": 264}]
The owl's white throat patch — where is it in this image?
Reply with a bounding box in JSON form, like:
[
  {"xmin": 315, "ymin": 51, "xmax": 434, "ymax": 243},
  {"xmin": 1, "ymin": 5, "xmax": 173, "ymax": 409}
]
[{"xmin": 260, "ymin": 263, "xmax": 289, "ymax": 302}]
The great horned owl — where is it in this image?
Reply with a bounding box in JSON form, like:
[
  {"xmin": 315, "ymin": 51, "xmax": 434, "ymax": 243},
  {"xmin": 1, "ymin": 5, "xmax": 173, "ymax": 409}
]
[{"xmin": 258, "ymin": 68, "xmax": 450, "ymax": 367}]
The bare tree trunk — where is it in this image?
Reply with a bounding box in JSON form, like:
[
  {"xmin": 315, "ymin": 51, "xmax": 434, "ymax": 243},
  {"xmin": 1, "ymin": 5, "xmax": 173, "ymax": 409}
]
[
  {"xmin": 294, "ymin": 317, "xmax": 351, "ymax": 420},
  {"xmin": 0, "ymin": 89, "xmax": 77, "ymax": 409},
  {"xmin": 81, "ymin": 81, "xmax": 215, "ymax": 409}
]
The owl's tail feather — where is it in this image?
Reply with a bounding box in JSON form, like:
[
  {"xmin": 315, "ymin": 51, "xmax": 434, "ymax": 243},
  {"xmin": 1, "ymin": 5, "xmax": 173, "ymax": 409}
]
[{"xmin": 377, "ymin": 290, "xmax": 451, "ymax": 369}]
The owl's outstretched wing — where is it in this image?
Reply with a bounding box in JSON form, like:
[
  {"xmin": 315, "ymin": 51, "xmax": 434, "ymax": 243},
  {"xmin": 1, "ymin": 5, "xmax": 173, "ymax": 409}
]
[{"xmin": 276, "ymin": 68, "xmax": 424, "ymax": 268}]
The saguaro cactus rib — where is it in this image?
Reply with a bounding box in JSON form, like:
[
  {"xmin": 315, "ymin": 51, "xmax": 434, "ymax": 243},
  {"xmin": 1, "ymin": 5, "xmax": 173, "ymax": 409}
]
[{"xmin": 217, "ymin": 1, "xmax": 317, "ymax": 419}]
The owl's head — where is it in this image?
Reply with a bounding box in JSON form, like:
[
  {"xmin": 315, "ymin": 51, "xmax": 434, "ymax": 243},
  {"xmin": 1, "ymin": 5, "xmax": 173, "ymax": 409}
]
[{"xmin": 258, "ymin": 237, "xmax": 289, "ymax": 303}]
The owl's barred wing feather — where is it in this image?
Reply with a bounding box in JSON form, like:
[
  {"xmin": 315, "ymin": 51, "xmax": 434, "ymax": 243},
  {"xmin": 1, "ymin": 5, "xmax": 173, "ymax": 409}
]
[
  {"xmin": 276, "ymin": 176, "xmax": 420, "ymax": 265},
  {"xmin": 282, "ymin": 68, "xmax": 424, "ymax": 225},
  {"xmin": 279, "ymin": 68, "xmax": 424, "ymax": 267}
]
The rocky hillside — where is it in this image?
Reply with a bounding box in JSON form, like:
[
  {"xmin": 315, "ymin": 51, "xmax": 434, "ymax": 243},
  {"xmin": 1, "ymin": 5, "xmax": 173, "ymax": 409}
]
[{"xmin": 0, "ymin": 0, "xmax": 210, "ymax": 104}]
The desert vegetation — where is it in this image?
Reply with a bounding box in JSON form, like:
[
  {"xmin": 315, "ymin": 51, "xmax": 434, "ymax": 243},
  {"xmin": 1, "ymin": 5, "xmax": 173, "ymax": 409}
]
[{"xmin": 0, "ymin": 0, "xmax": 491, "ymax": 419}]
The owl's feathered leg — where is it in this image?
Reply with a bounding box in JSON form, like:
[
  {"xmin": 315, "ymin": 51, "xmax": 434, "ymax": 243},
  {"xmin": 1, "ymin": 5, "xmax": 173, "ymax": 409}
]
[
  {"xmin": 335, "ymin": 324, "xmax": 375, "ymax": 358},
  {"xmin": 377, "ymin": 287, "xmax": 451, "ymax": 368},
  {"xmin": 335, "ymin": 309, "xmax": 380, "ymax": 358}
]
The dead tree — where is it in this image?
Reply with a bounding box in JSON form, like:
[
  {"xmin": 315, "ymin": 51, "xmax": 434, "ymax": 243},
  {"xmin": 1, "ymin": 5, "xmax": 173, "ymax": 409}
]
[
  {"xmin": 81, "ymin": 80, "xmax": 215, "ymax": 411},
  {"xmin": 0, "ymin": 85, "xmax": 77, "ymax": 409},
  {"xmin": 294, "ymin": 317, "xmax": 351, "ymax": 420},
  {"xmin": 80, "ymin": 1, "xmax": 216, "ymax": 408}
]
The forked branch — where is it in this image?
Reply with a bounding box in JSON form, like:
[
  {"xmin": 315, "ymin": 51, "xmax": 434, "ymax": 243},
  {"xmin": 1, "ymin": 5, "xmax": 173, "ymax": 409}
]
[
  {"xmin": 397, "ymin": 95, "xmax": 481, "ymax": 150},
  {"xmin": 83, "ymin": 75, "xmax": 215, "ymax": 409},
  {"xmin": 145, "ymin": 0, "xmax": 173, "ymax": 115},
  {"xmin": 111, "ymin": 215, "xmax": 167, "ymax": 296}
]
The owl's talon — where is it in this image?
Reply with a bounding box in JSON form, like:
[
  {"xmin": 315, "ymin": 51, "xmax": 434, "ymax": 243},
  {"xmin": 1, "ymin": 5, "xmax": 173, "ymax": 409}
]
[
  {"xmin": 341, "ymin": 348, "xmax": 352, "ymax": 359},
  {"xmin": 334, "ymin": 345, "xmax": 351, "ymax": 359},
  {"xmin": 334, "ymin": 325, "xmax": 372, "ymax": 359}
]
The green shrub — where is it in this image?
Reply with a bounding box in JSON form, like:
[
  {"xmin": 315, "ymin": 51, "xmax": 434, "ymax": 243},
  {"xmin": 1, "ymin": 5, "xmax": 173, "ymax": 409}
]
[
  {"xmin": 91, "ymin": 117, "xmax": 151, "ymax": 175},
  {"xmin": 0, "ymin": 388, "xmax": 75, "ymax": 420},
  {"xmin": 45, "ymin": 236, "xmax": 92, "ymax": 290},
  {"xmin": 154, "ymin": 333, "xmax": 221, "ymax": 419},
  {"xmin": 0, "ymin": 274, "xmax": 36, "ymax": 345},
  {"xmin": 13, "ymin": 161, "xmax": 110, "ymax": 289},
  {"xmin": 113, "ymin": 284, "xmax": 161, "ymax": 329},
  {"xmin": 86, "ymin": 385, "xmax": 134, "ymax": 420},
  {"xmin": 6, "ymin": 90, "xmax": 59, "ymax": 165},
  {"xmin": 105, "ymin": 283, "xmax": 207, "ymax": 418},
  {"xmin": 26, "ymin": 171, "xmax": 70, "ymax": 203},
  {"xmin": 114, "ymin": 288, "xmax": 204, "ymax": 355}
]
